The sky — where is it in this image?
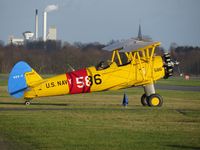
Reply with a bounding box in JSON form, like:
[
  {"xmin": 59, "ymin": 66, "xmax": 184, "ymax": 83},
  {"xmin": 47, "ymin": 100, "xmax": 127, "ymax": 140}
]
[{"xmin": 0, "ymin": 0, "xmax": 200, "ymax": 49}]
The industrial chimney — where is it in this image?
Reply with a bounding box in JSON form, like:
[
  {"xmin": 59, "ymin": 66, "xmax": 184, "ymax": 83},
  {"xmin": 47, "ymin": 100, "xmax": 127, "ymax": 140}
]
[
  {"xmin": 43, "ymin": 5, "xmax": 58, "ymax": 42},
  {"xmin": 43, "ymin": 11, "xmax": 47, "ymax": 42},
  {"xmin": 35, "ymin": 9, "xmax": 39, "ymax": 40}
]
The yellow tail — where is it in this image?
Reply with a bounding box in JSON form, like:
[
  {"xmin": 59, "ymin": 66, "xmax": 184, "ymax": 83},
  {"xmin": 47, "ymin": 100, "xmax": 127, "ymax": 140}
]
[{"xmin": 25, "ymin": 69, "xmax": 43, "ymax": 87}]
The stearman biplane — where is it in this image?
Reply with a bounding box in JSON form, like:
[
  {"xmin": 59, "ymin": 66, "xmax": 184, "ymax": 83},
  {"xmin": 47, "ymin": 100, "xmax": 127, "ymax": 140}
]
[{"xmin": 8, "ymin": 38, "xmax": 178, "ymax": 106}]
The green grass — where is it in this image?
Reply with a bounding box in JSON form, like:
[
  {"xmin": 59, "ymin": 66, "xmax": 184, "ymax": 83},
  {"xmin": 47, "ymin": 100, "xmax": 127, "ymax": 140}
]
[
  {"xmin": 0, "ymin": 108, "xmax": 199, "ymax": 150},
  {"xmin": 0, "ymin": 74, "xmax": 8, "ymax": 86},
  {"xmin": 0, "ymin": 75, "xmax": 200, "ymax": 150},
  {"xmin": 0, "ymin": 87, "xmax": 200, "ymax": 150}
]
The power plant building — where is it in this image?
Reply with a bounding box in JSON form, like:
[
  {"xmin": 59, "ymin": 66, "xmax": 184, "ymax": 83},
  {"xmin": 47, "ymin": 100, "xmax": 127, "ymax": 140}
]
[
  {"xmin": 9, "ymin": 36, "xmax": 24, "ymax": 45},
  {"xmin": 8, "ymin": 7, "xmax": 58, "ymax": 46},
  {"xmin": 23, "ymin": 31, "xmax": 34, "ymax": 40},
  {"xmin": 47, "ymin": 26, "xmax": 57, "ymax": 40}
]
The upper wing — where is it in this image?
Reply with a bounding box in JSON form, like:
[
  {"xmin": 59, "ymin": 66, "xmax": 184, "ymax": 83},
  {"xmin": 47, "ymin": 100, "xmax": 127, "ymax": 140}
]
[{"xmin": 103, "ymin": 38, "xmax": 160, "ymax": 52}]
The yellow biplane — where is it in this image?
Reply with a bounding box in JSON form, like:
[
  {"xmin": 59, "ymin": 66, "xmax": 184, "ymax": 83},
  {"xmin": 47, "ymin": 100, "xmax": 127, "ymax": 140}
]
[{"xmin": 8, "ymin": 39, "xmax": 177, "ymax": 106}]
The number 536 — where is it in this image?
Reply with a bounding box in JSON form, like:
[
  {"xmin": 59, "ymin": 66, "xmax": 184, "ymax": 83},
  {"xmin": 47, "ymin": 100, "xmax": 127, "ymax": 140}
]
[{"xmin": 76, "ymin": 74, "xmax": 102, "ymax": 88}]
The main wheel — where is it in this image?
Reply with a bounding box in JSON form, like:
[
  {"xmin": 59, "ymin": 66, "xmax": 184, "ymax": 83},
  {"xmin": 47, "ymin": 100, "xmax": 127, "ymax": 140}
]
[
  {"xmin": 147, "ymin": 94, "xmax": 163, "ymax": 107},
  {"xmin": 141, "ymin": 94, "xmax": 148, "ymax": 106}
]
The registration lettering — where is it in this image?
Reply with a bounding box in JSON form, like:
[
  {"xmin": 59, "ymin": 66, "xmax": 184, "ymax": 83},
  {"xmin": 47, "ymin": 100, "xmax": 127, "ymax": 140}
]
[{"xmin": 154, "ymin": 67, "xmax": 162, "ymax": 72}]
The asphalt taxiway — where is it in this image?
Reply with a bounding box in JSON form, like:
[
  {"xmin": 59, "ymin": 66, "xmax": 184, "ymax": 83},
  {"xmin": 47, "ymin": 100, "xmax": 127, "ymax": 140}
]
[{"xmin": 155, "ymin": 85, "xmax": 200, "ymax": 92}]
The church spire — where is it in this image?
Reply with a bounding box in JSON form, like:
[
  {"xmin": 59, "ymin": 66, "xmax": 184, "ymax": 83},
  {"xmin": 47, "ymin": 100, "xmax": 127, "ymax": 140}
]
[{"xmin": 137, "ymin": 24, "xmax": 142, "ymax": 41}]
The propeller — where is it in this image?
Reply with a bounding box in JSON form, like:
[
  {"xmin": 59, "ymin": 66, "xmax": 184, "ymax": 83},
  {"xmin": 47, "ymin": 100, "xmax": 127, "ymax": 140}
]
[{"xmin": 163, "ymin": 53, "xmax": 180, "ymax": 78}]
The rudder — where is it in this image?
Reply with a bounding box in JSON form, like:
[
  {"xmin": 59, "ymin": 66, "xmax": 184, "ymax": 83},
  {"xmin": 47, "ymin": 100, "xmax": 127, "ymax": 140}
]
[{"xmin": 8, "ymin": 61, "xmax": 42, "ymax": 98}]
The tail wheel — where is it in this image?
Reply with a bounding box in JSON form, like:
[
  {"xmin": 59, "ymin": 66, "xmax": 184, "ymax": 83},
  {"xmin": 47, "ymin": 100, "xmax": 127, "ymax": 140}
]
[
  {"xmin": 147, "ymin": 94, "xmax": 163, "ymax": 107},
  {"xmin": 141, "ymin": 94, "xmax": 148, "ymax": 106},
  {"xmin": 24, "ymin": 101, "xmax": 31, "ymax": 105},
  {"xmin": 24, "ymin": 98, "xmax": 32, "ymax": 105}
]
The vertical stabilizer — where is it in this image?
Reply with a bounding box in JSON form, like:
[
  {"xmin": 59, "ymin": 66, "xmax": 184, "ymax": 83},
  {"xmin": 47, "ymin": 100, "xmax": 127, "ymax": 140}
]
[{"xmin": 8, "ymin": 61, "xmax": 42, "ymax": 98}]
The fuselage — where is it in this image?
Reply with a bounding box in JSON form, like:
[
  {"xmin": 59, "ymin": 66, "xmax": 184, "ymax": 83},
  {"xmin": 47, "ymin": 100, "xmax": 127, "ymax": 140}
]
[{"xmin": 24, "ymin": 56, "xmax": 165, "ymax": 99}]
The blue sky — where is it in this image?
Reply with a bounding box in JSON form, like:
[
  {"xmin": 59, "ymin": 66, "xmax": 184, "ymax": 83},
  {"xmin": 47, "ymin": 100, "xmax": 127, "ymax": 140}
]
[{"xmin": 0, "ymin": 0, "xmax": 200, "ymax": 49}]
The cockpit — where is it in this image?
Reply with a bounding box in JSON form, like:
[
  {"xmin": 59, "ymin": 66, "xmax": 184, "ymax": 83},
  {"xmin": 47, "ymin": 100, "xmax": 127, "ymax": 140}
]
[{"xmin": 96, "ymin": 39, "xmax": 161, "ymax": 71}]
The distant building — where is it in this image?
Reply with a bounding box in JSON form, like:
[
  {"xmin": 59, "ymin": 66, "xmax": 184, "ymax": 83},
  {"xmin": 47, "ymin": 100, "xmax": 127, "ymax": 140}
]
[
  {"xmin": 9, "ymin": 36, "xmax": 24, "ymax": 45},
  {"xmin": 136, "ymin": 24, "xmax": 152, "ymax": 42},
  {"xmin": 137, "ymin": 24, "xmax": 142, "ymax": 41},
  {"xmin": 23, "ymin": 31, "xmax": 34, "ymax": 41},
  {"xmin": 9, "ymin": 31, "xmax": 34, "ymax": 46},
  {"xmin": 47, "ymin": 26, "xmax": 57, "ymax": 40}
]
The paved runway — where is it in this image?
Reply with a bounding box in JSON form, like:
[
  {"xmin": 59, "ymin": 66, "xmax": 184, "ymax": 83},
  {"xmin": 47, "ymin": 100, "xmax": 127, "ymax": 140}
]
[{"xmin": 155, "ymin": 85, "xmax": 200, "ymax": 92}]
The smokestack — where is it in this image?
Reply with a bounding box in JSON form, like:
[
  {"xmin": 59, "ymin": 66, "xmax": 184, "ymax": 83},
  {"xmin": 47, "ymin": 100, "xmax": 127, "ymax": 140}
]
[
  {"xmin": 43, "ymin": 4, "xmax": 58, "ymax": 42},
  {"xmin": 35, "ymin": 9, "xmax": 39, "ymax": 40},
  {"xmin": 43, "ymin": 11, "xmax": 47, "ymax": 42}
]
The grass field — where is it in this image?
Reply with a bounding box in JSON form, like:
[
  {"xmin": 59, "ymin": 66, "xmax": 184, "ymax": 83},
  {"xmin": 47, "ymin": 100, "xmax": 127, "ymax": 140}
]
[{"xmin": 0, "ymin": 75, "xmax": 200, "ymax": 150}]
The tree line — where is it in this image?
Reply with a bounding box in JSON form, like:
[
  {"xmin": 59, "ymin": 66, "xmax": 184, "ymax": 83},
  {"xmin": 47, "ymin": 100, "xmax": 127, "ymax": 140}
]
[
  {"xmin": 0, "ymin": 41, "xmax": 110, "ymax": 74},
  {"xmin": 170, "ymin": 45, "xmax": 200, "ymax": 76},
  {"xmin": 0, "ymin": 41, "xmax": 199, "ymax": 76}
]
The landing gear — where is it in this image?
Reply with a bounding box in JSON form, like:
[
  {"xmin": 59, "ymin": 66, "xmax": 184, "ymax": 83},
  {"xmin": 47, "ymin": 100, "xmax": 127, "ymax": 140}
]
[
  {"xmin": 148, "ymin": 94, "xmax": 163, "ymax": 107},
  {"xmin": 141, "ymin": 94, "xmax": 148, "ymax": 106},
  {"xmin": 142, "ymin": 84, "xmax": 163, "ymax": 107},
  {"xmin": 24, "ymin": 101, "xmax": 31, "ymax": 105},
  {"xmin": 141, "ymin": 93, "xmax": 163, "ymax": 107},
  {"xmin": 24, "ymin": 99, "xmax": 32, "ymax": 105}
]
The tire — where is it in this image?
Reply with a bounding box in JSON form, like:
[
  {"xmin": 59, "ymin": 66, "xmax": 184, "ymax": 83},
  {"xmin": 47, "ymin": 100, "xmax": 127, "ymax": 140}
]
[
  {"xmin": 141, "ymin": 94, "xmax": 148, "ymax": 106},
  {"xmin": 147, "ymin": 94, "xmax": 163, "ymax": 107},
  {"xmin": 24, "ymin": 101, "xmax": 31, "ymax": 105}
]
